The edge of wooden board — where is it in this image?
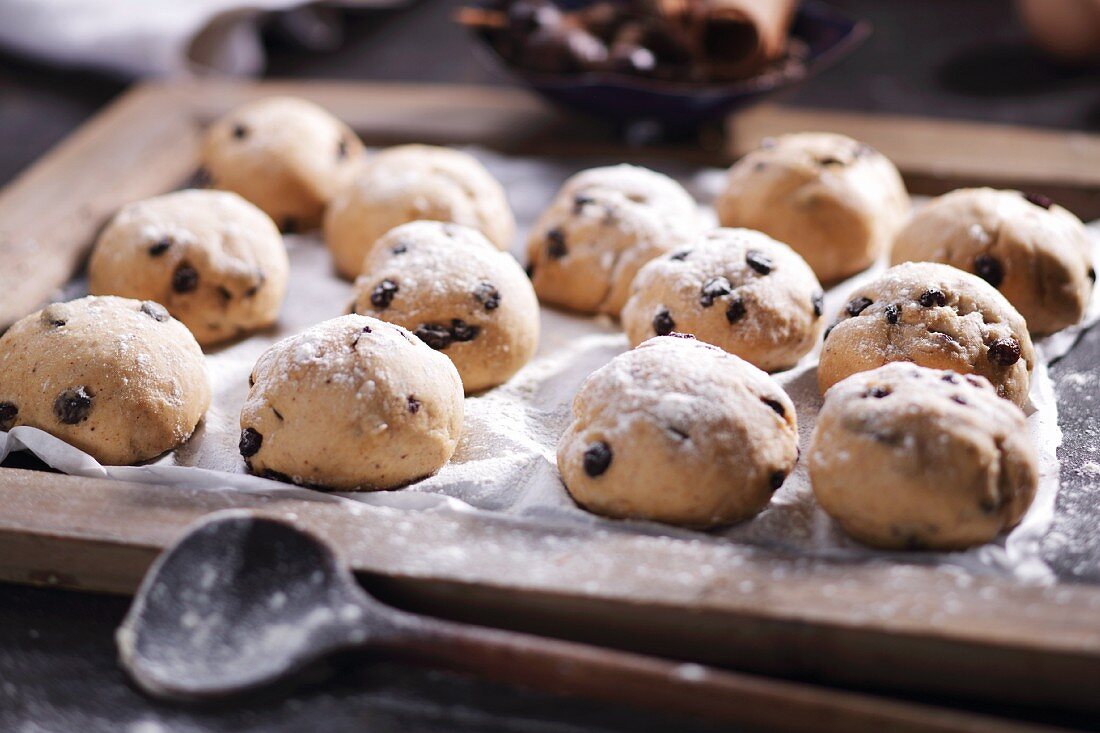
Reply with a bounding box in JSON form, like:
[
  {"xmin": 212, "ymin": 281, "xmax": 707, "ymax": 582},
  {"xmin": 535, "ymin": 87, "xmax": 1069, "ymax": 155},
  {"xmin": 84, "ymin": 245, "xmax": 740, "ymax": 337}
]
[
  {"xmin": 728, "ymin": 104, "xmax": 1100, "ymax": 217},
  {"xmin": 729, "ymin": 104, "xmax": 1100, "ymax": 185},
  {"xmin": 2, "ymin": 467, "xmax": 1100, "ymax": 711},
  {"xmin": 0, "ymin": 84, "xmax": 202, "ymax": 330}
]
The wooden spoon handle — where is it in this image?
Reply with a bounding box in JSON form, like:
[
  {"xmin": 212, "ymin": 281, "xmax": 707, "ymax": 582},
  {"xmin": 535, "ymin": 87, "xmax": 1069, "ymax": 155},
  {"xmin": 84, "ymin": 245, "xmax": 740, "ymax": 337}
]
[{"xmin": 381, "ymin": 617, "xmax": 1055, "ymax": 733}]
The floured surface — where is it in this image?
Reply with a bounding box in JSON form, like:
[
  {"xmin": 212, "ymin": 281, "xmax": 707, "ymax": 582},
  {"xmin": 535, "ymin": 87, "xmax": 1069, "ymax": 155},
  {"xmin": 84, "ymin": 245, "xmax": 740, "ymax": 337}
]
[{"xmin": 2, "ymin": 149, "xmax": 1098, "ymax": 586}]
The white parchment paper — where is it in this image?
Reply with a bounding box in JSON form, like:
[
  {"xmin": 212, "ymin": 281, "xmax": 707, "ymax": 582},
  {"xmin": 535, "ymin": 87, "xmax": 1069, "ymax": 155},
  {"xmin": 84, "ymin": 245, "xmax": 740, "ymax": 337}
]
[{"xmin": 2, "ymin": 149, "xmax": 1098, "ymax": 584}]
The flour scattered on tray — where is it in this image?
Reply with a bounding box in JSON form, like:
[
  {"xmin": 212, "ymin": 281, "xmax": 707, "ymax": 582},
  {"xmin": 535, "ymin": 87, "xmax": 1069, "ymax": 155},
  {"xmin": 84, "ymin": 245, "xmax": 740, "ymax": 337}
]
[{"xmin": 2, "ymin": 148, "xmax": 1099, "ymax": 586}]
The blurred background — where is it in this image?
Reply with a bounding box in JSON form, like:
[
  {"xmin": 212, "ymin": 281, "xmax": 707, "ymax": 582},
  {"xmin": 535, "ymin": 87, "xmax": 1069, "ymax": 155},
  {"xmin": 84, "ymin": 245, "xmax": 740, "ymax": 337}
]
[{"xmin": 1, "ymin": 0, "xmax": 1098, "ymax": 184}]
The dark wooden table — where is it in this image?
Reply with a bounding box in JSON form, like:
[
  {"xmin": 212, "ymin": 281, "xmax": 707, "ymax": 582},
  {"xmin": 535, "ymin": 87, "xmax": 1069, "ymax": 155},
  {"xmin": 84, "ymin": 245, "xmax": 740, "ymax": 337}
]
[{"xmin": 1, "ymin": 1, "xmax": 1098, "ymax": 731}]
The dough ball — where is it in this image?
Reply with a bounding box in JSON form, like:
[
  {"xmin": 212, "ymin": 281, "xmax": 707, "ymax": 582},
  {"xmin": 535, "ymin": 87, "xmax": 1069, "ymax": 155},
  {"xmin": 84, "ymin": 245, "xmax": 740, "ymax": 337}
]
[
  {"xmin": 0, "ymin": 296, "xmax": 210, "ymax": 465},
  {"xmin": 891, "ymin": 187, "xmax": 1094, "ymax": 335},
  {"xmin": 557, "ymin": 335, "xmax": 798, "ymax": 527},
  {"xmin": 715, "ymin": 133, "xmax": 910, "ymax": 283},
  {"xmin": 818, "ymin": 262, "xmax": 1035, "ymax": 406},
  {"xmin": 526, "ymin": 164, "xmax": 699, "ymax": 316},
  {"xmin": 89, "ymin": 190, "xmax": 289, "ymax": 346},
  {"xmin": 809, "ymin": 363, "xmax": 1037, "ymax": 550},
  {"xmin": 621, "ymin": 228, "xmax": 824, "ymax": 371},
  {"xmin": 350, "ymin": 221, "xmax": 539, "ymax": 393},
  {"xmin": 201, "ymin": 96, "xmax": 364, "ymax": 231},
  {"xmin": 324, "ymin": 144, "xmax": 515, "ymax": 279},
  {"xmin": 240, "ymin": 314, "xmax": 464, "ymax": 490}
]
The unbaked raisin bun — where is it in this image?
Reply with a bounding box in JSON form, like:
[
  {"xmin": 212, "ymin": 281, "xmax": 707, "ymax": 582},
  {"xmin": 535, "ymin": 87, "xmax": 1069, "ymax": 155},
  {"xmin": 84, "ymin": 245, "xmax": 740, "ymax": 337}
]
[
  {"xmin": 818, "ymin": 262, "xmax": 1035, "ymax": 407},
  {"xmin": 557, "ymin": 335, "xmax": 798, "ymax": 528},
  {"xmin": 621, "ymin": 228, "xmax": 824, "ymax": 371},
  {"xmin": 240, "ymin": 314, "xmax": 464, "ymax": 490},
  {"xmin": 89, "ymin": 189, "xmax": 289, "ymax": 346},
  {"xmin": 324, "ymin": 144, "xmax": 515, "ymax": 279},
  {"xmin": 891, "ymin": 187, "xmax": 1094, "ymax": 335},
  {"xmin": 715, "ymin": 132, "xmax": 910, "ymax": 283},
  {"xmin": 809, "ymin": 363, "xmax": 1037, "ymax": 551},
  {"xmin": 526, "ymin": 164, "xmax": 699, "ymax": 316},
  {"xmin": 201, "ymin": 96, "xmax": 364, "ymax": 231},
  {"xmin": 350, "ymin": 221, "xmax": 539, "ymax": 393},
  {"xmin": 0, "ymin": 296, "xmax": 210, "ymax": 465}
]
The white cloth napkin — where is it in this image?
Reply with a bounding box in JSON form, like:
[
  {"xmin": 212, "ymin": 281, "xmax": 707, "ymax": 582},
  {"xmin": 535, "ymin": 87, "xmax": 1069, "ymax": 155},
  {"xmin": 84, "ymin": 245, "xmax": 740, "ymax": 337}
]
[{"xmin": 0, "ymin": 0, "xmax": 394, "ymax": 77}]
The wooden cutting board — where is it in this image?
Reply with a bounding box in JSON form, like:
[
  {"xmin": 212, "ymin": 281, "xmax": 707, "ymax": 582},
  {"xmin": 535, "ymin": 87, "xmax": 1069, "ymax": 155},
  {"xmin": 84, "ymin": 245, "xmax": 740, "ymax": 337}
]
[{"xmin": 1, "ymin": 80, "xmax": 1099, "ymax": 716}]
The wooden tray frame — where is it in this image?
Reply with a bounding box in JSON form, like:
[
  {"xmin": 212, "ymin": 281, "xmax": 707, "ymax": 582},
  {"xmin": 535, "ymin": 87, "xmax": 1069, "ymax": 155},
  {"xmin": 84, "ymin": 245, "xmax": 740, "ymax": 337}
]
[{"xmin": 1, "ymin": 80, "xmax": 1099, "ymax": 713}]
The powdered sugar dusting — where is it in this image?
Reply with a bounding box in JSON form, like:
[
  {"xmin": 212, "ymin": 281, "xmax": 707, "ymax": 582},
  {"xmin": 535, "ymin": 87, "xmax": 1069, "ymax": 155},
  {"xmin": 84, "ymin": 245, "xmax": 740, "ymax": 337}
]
[{"xmin": 1, "ymin": 150, "xmax": 1098, "ymax": 588}]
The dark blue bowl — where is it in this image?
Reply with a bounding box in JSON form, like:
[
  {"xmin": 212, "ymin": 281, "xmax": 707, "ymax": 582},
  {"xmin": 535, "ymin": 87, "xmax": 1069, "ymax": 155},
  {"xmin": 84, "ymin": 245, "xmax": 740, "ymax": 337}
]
[{"xmin": 470, "ymin": 0, "xmax": 870, "ymax": 135}]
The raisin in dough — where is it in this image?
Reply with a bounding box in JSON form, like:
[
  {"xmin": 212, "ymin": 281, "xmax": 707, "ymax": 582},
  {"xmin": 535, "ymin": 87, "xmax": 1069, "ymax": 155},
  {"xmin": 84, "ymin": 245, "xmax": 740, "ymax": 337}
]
[
  {"xmin": 526, "ymin": 164, "xmax": 699, "ymax": 316},
  {"xmin": 201, "ymin": 96, "xmax": 364, "ymax": 231},
  {"xmin": 818, "ymin": 262, "xmax": 1035, "ymax": 406},
  {"xmin": 809, "ymin": 363, "xmax": 1037, "ymax": 550},
  {"xmin": 324, "ymin": 144, "xmax": 516, "ymax": 279},
  {"xmin": 557, "ymin": 335, "xmax": 798, "ymax": 528},
  {"xmin": 621, "ymin": 228, "xmax": 824, "ymax": 371},
  {"xmin": 239, "ymin": 314, "xmax": 464, "ymax": 490},
  {"xmin": 349, "ymin": 221, "xmax": 539, "ymax": 393},
  {"xmin": 0, "ymin": 296, "xmax": 210, "ymax": 465},
  {"xmin": 715, "ymin": 133, "xmax": 910, "ymax": 283},
  {"xmin": 891, "ymin": 188, "xmax": 1094, "ymax": 335},
  {"xmin": 89, "ymin": 189, "xmax": 289, "ymax": 346}
]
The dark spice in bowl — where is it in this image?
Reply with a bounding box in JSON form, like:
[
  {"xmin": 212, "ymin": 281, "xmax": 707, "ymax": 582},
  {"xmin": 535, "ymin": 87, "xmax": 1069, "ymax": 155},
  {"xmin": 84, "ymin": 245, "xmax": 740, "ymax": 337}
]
[
  {"xmin": 460, "ymin": 0, "xmax": 802, "ymax": 83},
  {"xmin": 458, "ymin": 0, "xmax": 869, "ymax": 132}
]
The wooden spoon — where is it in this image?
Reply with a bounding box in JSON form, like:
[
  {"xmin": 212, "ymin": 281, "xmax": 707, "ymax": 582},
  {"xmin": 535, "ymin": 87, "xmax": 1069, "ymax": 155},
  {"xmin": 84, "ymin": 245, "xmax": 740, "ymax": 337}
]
[{"xmin": 116, "ymin": 511, "xmax": 1059, "ymax": 732}]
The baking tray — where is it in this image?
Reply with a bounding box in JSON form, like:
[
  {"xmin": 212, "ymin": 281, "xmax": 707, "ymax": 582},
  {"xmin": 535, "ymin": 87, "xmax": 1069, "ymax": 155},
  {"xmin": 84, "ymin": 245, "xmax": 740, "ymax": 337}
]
[{"xmin": 1, "ymin": 80, "xmax": 1099, "ymax": 713}]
